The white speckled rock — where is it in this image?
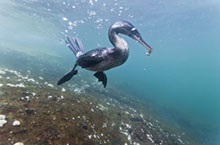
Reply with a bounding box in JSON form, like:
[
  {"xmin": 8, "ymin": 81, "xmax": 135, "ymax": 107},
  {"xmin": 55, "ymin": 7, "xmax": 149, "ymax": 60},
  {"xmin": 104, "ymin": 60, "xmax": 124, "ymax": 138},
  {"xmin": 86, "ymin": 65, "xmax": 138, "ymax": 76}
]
[
  {"xmin": 12, "ymin": 120, "xmax": 21, "ymax": 126},
  {"xmin": 0, "ymin": 115, "xmax": 7, "ymax": 127},
  {"xmin": 0, "ymin": 114, "xmax": 6, "ymax": 120},
  {"xmin": 62, "ymin": 88, "xmax": 66, "ymax": 92},
  {"xmin": 14, "ymin": 142, "xmax": 24, "ymax": 145},
  {"xmin": 0, "ymin": 120, "xmax": 7, "ymax": 127}
]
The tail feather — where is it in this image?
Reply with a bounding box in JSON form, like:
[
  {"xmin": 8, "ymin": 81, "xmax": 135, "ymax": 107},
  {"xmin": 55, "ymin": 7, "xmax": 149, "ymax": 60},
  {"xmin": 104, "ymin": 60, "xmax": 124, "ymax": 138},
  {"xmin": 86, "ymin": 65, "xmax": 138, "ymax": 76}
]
[
  {"xmin": 67, "ymin": 37, "xmax": 77, "ymax": 51},
  {"xmin": 65, "ymin": 39, "xmax": 77, "ymax": 54},
  {"xmin": 66, "ymin": 36, "xmax": 84, "ymax": 57},
  {"xmin": 75, "ymin": 37, "xmax": 84, "ymax": 52},
  {"xmin": 70, "ymin": 37, "xmax": 80, "ymax": 52}
]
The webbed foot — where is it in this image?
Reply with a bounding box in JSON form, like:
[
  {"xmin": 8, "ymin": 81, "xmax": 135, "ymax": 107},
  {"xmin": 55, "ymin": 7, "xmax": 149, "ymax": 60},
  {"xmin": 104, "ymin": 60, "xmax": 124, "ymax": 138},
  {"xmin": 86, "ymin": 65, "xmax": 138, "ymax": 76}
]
[
  {"xmin": 94, "ymin": 71, "xmax": 107, "ymax": 88},
  {"xmin": 57, "ymin": 65, "xmax": 78, "ymax": 85}
]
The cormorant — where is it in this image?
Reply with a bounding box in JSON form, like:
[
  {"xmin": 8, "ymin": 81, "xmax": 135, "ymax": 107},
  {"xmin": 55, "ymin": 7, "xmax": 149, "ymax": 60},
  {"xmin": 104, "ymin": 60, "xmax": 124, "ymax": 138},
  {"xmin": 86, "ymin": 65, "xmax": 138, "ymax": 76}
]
[{"xmin": 57, "ymin": 20, "xmax": 153, "ymax": 88}]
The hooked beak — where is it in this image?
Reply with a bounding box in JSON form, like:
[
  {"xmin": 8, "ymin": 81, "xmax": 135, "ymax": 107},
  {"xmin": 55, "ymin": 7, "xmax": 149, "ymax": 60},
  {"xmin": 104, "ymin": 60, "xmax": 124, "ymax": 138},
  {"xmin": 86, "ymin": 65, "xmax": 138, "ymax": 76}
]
[{"xmin": 133, "ymin": 35, "xmax": 153, "ymax": 56}]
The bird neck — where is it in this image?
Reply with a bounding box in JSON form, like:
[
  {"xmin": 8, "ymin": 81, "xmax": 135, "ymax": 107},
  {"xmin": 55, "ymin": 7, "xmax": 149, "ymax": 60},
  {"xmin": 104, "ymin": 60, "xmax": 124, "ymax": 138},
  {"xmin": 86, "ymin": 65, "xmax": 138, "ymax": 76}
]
[{"xmin": 108, "ymin": 31, "xmax": 128, "ymax": 51}]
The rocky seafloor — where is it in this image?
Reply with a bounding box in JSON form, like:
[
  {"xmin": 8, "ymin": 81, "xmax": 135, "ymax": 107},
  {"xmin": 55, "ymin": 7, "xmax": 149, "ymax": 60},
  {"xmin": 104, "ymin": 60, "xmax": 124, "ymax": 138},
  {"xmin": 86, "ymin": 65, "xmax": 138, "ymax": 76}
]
[
  {"xmin": 0, "ymin": 67, "xmax": 193, "ymax": 145},
  {"xmin": 0, "ymin": 49, "xmax": 200, "ymax": 145}
]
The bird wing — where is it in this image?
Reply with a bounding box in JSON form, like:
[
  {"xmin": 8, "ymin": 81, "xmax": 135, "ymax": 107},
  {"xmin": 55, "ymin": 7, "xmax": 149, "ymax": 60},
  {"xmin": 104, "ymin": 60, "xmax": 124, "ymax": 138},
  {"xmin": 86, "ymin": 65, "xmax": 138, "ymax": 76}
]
[{"xmin": 76, "ymin": 47, "xmax": 114, "ymax": 68}]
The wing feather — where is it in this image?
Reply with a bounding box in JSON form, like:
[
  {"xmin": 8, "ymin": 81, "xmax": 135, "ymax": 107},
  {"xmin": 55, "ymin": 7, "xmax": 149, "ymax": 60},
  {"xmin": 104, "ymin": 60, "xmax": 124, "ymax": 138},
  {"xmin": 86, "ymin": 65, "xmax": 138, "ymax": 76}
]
[{"xmin": 77, "ymin": 47, "xmax": 114, "ymax": 68}]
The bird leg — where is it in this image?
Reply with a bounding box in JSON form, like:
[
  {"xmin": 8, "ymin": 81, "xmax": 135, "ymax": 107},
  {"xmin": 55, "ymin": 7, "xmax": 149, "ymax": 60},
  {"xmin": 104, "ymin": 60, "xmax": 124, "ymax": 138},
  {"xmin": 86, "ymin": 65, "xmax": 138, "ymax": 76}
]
[
  {"xmin": 94, "ymin": 71, "xmax": 107, "ymax": 88},
  {"xmin": 57, "ymin": 65, "xmax": 78, "ymax": 85}
]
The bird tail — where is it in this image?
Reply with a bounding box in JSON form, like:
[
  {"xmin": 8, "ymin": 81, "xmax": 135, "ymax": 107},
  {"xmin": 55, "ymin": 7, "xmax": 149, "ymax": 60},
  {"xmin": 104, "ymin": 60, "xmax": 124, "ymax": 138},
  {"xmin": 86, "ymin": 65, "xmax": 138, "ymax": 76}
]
[{"xmin": 65, "ymin": 36, "xmax": 85, "ymax": 58}]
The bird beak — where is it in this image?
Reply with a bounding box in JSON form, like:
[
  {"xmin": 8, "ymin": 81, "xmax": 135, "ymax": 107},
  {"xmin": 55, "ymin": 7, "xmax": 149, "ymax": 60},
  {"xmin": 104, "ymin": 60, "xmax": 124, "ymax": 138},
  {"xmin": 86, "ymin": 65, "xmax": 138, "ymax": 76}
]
[{"xmin": 134, "ymin": 35, "xmax": 153, "ymax": 56}]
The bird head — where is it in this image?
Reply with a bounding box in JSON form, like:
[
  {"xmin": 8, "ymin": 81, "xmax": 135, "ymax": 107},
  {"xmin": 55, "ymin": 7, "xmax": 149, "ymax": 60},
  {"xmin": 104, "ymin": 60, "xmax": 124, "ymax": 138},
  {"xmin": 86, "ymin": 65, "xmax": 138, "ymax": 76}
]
[{"xmin": 110, "ymin": 21, "xmax": 153, "ymax": 55}]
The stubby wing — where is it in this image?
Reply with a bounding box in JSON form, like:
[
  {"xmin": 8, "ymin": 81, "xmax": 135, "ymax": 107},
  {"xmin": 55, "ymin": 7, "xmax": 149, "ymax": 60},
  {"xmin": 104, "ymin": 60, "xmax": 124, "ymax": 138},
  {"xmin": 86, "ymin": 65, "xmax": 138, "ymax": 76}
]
[{"xmin": 76, "ymin": 47, "xmax": 111, "ymax": 68}]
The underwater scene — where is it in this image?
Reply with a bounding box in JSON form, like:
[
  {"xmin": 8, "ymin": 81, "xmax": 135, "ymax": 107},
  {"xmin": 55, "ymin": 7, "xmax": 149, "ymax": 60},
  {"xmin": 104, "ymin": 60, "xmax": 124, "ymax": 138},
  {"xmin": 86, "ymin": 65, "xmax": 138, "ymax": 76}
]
[{"xmin": 0, "ymin": 0, "xmax": 220, "ymax": 145}]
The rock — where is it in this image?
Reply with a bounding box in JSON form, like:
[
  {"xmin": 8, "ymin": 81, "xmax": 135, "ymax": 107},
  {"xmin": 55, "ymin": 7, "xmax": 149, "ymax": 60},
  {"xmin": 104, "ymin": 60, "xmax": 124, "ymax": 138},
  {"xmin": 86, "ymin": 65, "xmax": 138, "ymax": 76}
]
[
  {"xmin": 0, "ymin": 115, "xmax": 7, "ymax": 127},
  {"xmin": 13, "ymin": 120, "xmax": 21, "ymax": 126},
  {"xmin": 25, "ymin": 108, "xmax": 34, "ymax": 114},
  {"xmin": 62, "ymin": 88, "xmax": 66, "ymax": 92},
  {"xmin": 0, "ymin": 114, "xmax": 6, "ymax": 120},
  {"xmin": 14, "ymin": 142, "xmax": 24, "ymax": 145},
  {"xmin": 0, "ymin": 120, "xmax": 7, "ymax": 127},
  {"xmin": 82, "ymin": 124, "xmax": 88, "ymax": 130}
]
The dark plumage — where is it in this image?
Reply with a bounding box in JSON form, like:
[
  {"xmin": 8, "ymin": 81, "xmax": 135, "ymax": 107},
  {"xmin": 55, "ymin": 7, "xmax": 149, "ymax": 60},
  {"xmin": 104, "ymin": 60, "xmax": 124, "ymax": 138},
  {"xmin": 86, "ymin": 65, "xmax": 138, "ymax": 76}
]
[{"xmin": 57, "ymin": 20, "xmax": 153, "ymax": 88}]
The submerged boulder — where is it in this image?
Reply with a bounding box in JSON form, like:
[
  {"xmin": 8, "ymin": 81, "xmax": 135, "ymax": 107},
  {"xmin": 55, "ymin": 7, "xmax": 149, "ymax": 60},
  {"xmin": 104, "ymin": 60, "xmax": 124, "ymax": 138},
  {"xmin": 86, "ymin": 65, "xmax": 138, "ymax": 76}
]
[{"xmin": 0, "ymin": 114, "xmax": 7, "ymax": 127}]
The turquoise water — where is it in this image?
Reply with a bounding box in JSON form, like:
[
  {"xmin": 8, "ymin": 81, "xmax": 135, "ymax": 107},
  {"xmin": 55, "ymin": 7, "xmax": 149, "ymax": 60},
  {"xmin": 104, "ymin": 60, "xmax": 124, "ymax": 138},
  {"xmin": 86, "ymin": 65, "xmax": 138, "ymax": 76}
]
[{"xmin": 0, "ymin": 0, "xmax": 220, "ymax": 144}]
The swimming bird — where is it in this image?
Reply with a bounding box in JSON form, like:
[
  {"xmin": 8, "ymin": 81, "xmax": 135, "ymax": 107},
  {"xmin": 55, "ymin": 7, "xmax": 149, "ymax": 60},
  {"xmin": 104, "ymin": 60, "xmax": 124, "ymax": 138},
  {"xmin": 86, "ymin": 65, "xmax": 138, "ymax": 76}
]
[{"xmin": 57, "ymin": 20, "xmax": 153, "ymax": 88}]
